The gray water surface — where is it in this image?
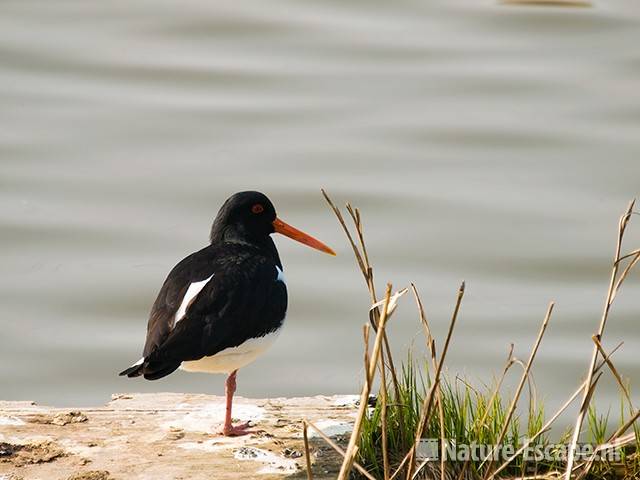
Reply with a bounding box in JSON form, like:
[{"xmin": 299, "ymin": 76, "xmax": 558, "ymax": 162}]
[{"xmin": 1, "ymin": 0, "xmax": 639, "ymax": 410}]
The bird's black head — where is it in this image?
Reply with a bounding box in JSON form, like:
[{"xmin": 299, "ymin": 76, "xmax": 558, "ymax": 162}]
[
  {"xmin": 210, "ymin": 190, "xmax": 336, "ymax": 256},
  {"xmin": 210, "ymin": 191, "xmax": 277, "ymax": 245}
]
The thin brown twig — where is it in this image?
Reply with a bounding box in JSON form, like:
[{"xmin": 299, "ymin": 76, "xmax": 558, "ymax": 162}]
[
  {"xmin": 305, "ymin": 420, "xmax": 376, "ymax": 480},
  {"xmin": 321, "ymin": 189, "xmax": 366, "ymax": 276},
  {"xmin": 323, "ymin": 189, "xmax": 406, "ymax": 452},
  {"xmin": 609, "ymin": 410, "xmax": 640, "ymax": 444},
  {"xmin": 611, "ymin": 251, "xmax": 640, "ymax": 302},
  {"xmin": 302, "ymin": 421, "xmax": 314, "ymax": 480},
  {"xmin": 493, "ymin": 340, "xmax": 625, "ymax": 480},
  {"xmin": 410, "ymin": 283, "xmax": 446, "ymax": 480},
  {"xmin": 347, "ymin": 204, "xmax": 371, "ymax": 276},
  {"xmin": 364, "ymin": 324, "xmax": 371, "ymax": 391},
  {"xmin": 573, "ymin": 338, "xmax": 638, "ymax": 480},
  {"xmin": 591, "ymin": 335, "xmax": 634, "ymax": 412},
  {"xmin": 614, "ymin": 248, "xmax": 640, "ymax": 265},
  {"xmin": 570, "ymin": 370, "xmax": 618, "ymax": 479},
  {"xmin": 482, "ymin": 301, "xmax": 554, "ymax": 478},
  {"xmin": 380, "ymin": 334, "xmax": 390, "ymax": 480},
  {"xmin": 458, "ymin": 345, "xmax": 515, "ymax": 480},
  {"xmin": 337, "ymin": 284, "xmax": 393, "ymax": 480},
  {"xmin": 565, "ymin": 199, "xmax": 636, "ymax": 480},
  {"xmin": 388, "ymin": 451, "xmax": 411, "ymax": 480},
  {"xmin": 344, "ymin": 201, "xmax": 403, "ymax": 410},
  {"xmin": 574, "ymin": 409, "xmax": 640, "ymax": 480},
  {"xmin": 403, "ymin": 281, "xmax": 465, "ymax": 480},
  {"xmin": 488, "ymin": 372, "xmax": 603, "ymax": 480}
]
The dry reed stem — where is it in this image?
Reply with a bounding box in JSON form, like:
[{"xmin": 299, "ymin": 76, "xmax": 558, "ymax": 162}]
[
  {"xmin": 567, "ymin": 374, "xmax": 609, "ymax": 479},
  {"xmin": 458, "ymin": 345, "xmax": 516, "ymax": 480},
  {"xmin": 488, "ymin": 372, "xmax": 602, "ymax": 480},
  {"xmin": 322, "ymin": 189, "xmax": 407, "ymax": 448},
  {"xmin": 565, "ymin": 199, "xmax": 637, "ymax": 480},
  {"xmin": 411, "ymin": 458, "xmax": 433, "ymax": 480},
  {"xmin": 321, "ymin": 190, "xmax": 366, "ymax": 275},
  {"xmin": 305, "ymin": 420, "xmax": 377, "ymax": 480},
  {"xmin": 435, "ymin": 385, "xmax": 446, "ymax": 480},
  {"xmin": 603, "ymin": 431, "xmax": 637, "ymax": 449},
  {"xmin": 573, "ymin": 338, "xmax": 638, "ymax": 480},
  {"xmin": 345, "ymin": 201, "xmax": 404, "ymax": 421},
  {"xmin": 507, "ymin": 355, "xmax": 539, "ymax": 450},
  {"xmin": 570, "ymin": 346, "xmax": 631, "ymax": 480},
  {"xmin": 347, "ymin": 204, "xmax": 372, "ymax": 282},
  {"xmin": 366, "ymin": 288, "xmax": 407, "ymax": 385},
  {"xmin": 482, "ymin": 301, "xmax": 554, "ymax": 478},
  {"xmin": 410, "ymin": 283, "xmax": 447, "ymax": 480},
  {"xmin": 608, "ymin": 410, "xmax": 640, "ymax": 444},
  {"xmin": 380, "ymin": 343, "xmax": 390, "ymax": 480},
  {"xmin": 519, "ymin": 471, "xmax": 564, "ymax": 480},
  {"xmin": 389, "ymin": 454, "xmax": 412, "ymax": 480},
  {"xmin": 591, "ymin": 335, "xmax": 634, "ymax": 412},
  {"xmin": 403, "ymin": 281, "xmax": 465, "ymax": 480},
  {"xmin": 337, "ymin": 284, "xmax": 394, "ymax": 480},
  {"xmin": 303, "ymin": 422, "xmax": 314, "ymax": 480},
  {"xmin": 615, "ymin": 248, "xmax": 640, "ymax": 264},
  {"xmin": 575, "ymin": 428, "xmax": 638, "ymax": 480},
  {"xmin": 611, "ymin": 251, "xmax": 640, "ymax": 302},
  {"xmin": 364, "ymin": 324, "xmax": 371, "ymax": 391},
  {"xmin": 494, "ymin": 339, "xmax": 626, "ymax": 480}
]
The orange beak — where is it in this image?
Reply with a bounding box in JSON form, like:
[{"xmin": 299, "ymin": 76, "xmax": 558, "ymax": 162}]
[{"xmin": 273, "ymin": 218, "xmax": 336, "ymax": 256}]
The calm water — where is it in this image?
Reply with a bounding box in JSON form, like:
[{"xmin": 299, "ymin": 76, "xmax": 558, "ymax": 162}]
[{"xmin": 1, "ymin": 0, "xmax": 639, "ymax": 411}]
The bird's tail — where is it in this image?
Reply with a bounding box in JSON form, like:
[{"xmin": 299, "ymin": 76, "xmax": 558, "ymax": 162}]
[
  {"xmin": 118, "ymin": 357, "xmax": 181, "ymax": 380},
  {"xmin": 119, "ymin": 358, "xmax": 144, "ymax": 378}
]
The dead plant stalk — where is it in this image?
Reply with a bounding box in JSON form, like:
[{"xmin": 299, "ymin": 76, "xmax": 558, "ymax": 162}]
[
  {"xmin": 337, "ymin": 284, "xmax": 394, "ymax": 480},
  {"xmin": 565, "ymin": 200, "xmax": 637, "ymax": 479}
]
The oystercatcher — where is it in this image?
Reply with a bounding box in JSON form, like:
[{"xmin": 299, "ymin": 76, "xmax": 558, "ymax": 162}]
[{"xmin": 119, "ymin": 191, "xmax": 335, "ymax": 436}]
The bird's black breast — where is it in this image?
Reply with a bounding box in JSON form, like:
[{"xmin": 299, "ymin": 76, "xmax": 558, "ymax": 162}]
[{"xmin": 193, "ymin": 245, "xmax": 288, "ymax": 348}]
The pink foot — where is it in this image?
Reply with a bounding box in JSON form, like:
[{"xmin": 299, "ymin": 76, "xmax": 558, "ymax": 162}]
[{"xmin": 221, "ymin": 421, "xmax": 253, "ymax": 437}]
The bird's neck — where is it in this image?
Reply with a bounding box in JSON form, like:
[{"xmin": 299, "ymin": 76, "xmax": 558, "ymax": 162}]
[{"xmin": 210, "ymin": 223, "xmax": 282, "ymax": 267}]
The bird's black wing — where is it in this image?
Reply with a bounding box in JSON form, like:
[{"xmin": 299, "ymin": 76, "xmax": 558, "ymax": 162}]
[
  {"xmin": 143, "ymin": 245, "xmax": 218, "ymax": 357},
  {"xmin": 119, "ymin": 245, "xmax": 217, "ymax": 377}
]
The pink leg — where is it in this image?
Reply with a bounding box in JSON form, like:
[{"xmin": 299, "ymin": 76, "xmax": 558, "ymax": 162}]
[{"xmin": 221, "ymin": 370, "xmax": 252, "ymax": 436}]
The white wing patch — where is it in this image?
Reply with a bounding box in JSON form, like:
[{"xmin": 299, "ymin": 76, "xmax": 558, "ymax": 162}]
[
  {"xmin": 174, "ymin": 274, "xmax": 215, "ymax": 325},
  {"xmin": 126, "ymin": 357, "xmax": 144, "ymax": 369},
  {"xmin": 276, "ymin": 266, "xmax": 286, "ymax": 284}
]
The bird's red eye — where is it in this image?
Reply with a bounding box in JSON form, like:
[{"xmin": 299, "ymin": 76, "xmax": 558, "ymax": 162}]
[{"xmin": 251, "ymin": 204, "xmax": 264, "ymax": 214}]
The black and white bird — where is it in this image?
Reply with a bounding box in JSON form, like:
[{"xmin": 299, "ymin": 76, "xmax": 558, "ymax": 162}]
[{"xmin": 119, "ymin": 191, "xmax": 335, "ymax": 436}]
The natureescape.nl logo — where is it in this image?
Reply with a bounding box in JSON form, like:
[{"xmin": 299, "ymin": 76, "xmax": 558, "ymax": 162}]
[{"xmin": 417, "ymin": 439, "xmax": 621, "ymax": 463}]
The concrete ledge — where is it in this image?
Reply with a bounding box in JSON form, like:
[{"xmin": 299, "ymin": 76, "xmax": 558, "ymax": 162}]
[{"xmin": 0, "ymin": 393, "xmax": 358, "ymax": 480}]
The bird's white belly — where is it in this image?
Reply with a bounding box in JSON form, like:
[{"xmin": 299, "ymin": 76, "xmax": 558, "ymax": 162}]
[{"xmin": 179, "ymin": 330, "xmax": 281, "ymax": 374}]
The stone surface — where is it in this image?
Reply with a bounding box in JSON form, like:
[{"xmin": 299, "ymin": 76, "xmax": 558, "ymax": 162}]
[{"xmin": 0, "ymin": 393, "xmax": 358, "ymax": 480}]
